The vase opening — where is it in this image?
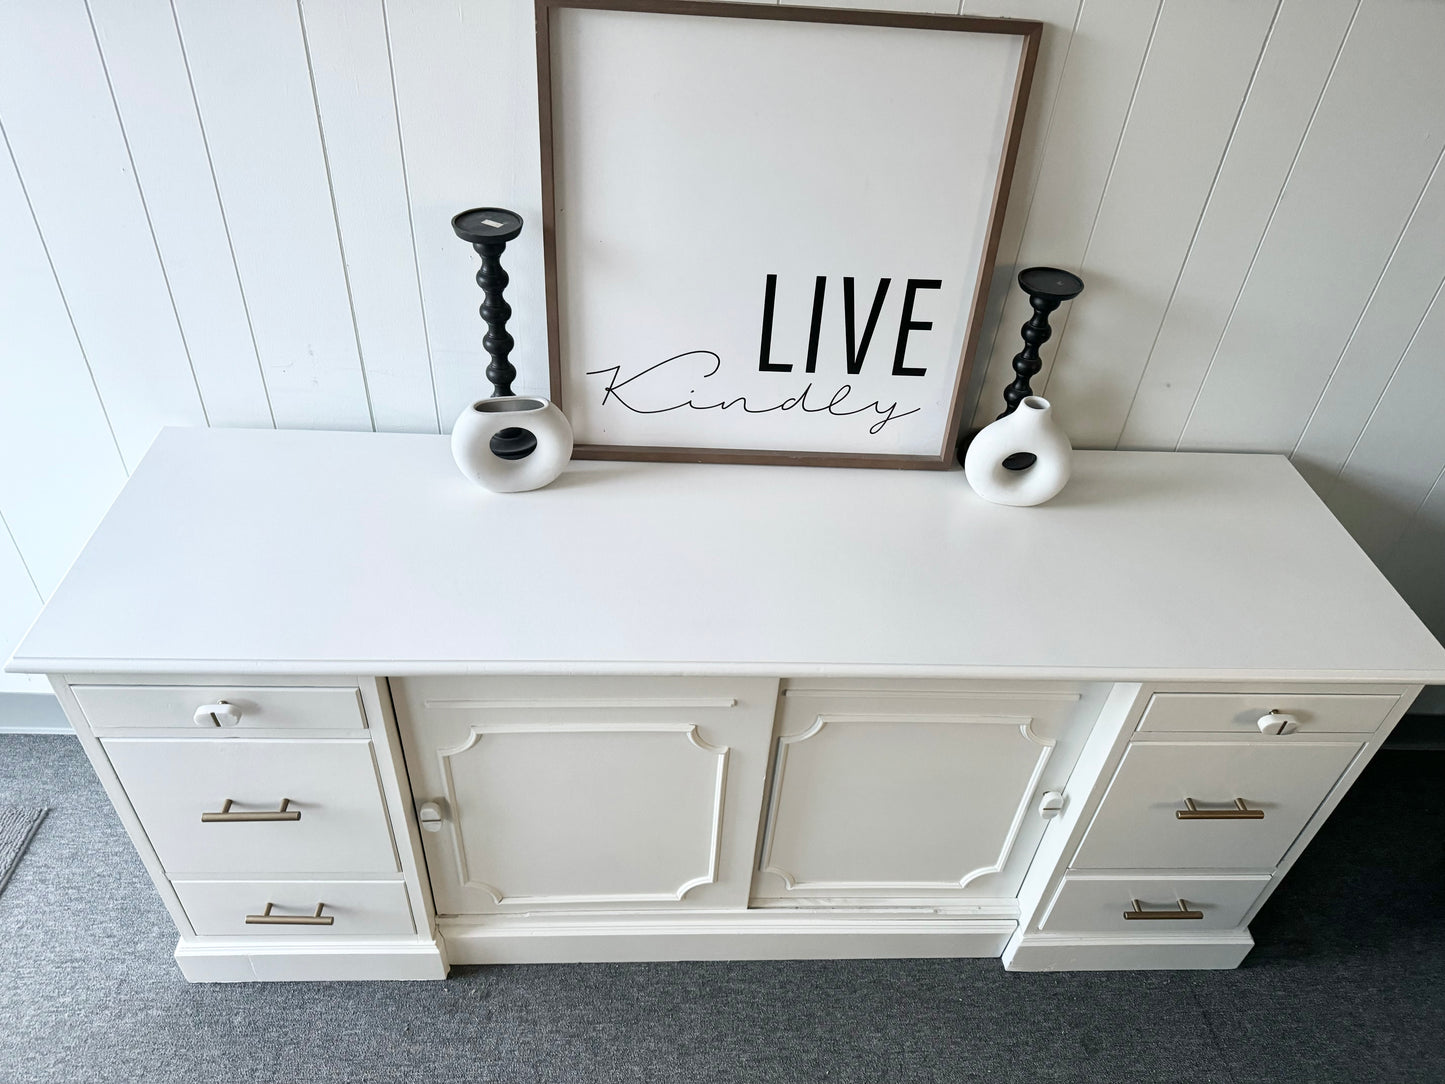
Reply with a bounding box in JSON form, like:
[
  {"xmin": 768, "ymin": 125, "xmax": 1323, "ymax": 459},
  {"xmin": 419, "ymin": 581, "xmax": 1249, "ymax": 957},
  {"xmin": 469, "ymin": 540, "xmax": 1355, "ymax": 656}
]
[
  {"xmin": 489, "ymin": 429, "xmax": 536, "ymax": 460},
  {"xmin": 1021, "ymin": 396, "xmax": 1049, "ymax": 411},
  {"xmin": 1002, "ymin": 452, "xmax": 1037, "ymax": 472},
  {"xmin": 473, "ymin": 397, "xmax": 548, "ymax": 414}
]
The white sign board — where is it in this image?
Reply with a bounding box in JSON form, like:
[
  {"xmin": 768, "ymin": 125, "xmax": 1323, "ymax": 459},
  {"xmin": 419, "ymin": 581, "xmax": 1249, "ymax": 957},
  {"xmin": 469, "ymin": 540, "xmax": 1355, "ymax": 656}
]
[{"xmin": 538, "ymin": 0, "xmax": 1039, "ymax": 467}]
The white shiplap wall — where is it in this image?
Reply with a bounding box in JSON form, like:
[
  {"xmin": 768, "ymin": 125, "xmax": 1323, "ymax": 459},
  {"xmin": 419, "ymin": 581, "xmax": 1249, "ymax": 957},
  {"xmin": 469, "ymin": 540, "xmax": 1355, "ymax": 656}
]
[{"xmin": 1, "ymin": 0, "xmax": 1443, "ymax": 708}]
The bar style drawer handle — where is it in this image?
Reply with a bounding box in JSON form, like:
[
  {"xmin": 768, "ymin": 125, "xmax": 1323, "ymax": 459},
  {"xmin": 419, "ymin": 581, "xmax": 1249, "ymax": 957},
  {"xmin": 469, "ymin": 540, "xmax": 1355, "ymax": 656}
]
[
  {"xmin": 1175, "ymin": 798, "xmax": 1264, "ymax": 820},
  {"xmin": 1124, "ymin": 899, "xmax": 1204, "ymax": 921},
  {"xmin": 200, "ymin": 798, "xmax": 301, "ymax": 823},
  {"xmin": 244, "ymin": 902, "xmax": 333, "ymax": 926}
]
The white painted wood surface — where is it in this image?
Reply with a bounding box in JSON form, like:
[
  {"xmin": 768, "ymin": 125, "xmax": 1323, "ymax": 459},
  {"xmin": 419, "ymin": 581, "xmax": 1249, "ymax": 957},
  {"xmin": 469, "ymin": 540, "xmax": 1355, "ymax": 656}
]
[
  {"xmin": 172, "ymin": 879, "xmax": 415, "ymax": 938},
  {"xmin": 754, "ymin": 684, "xmax": 1093, "ymax": 900},
  {"xmin": 0, "ymin": 0, "xmax": 206, "ymax": 469},
  {"xmin": 298, "ymin": 0, "xmax": 439, "ymax": 434},
  {"xmin": 0, "ymin": 129, "xmax": 129, "ymax": 608},
  {"xmin": 73, "ymin": 684, "xmax": 365, "ymax": 731},
  {"xmin": 85, "ymin": 0, "xmax": 275, "ymax": 431},
  {"xmin": 1039, "ymin": 0, "xmax": 1279, "ymax": 447},
  {"xmin": 10, "ymin": 428, "xmax": 1445, "ymax": 682},
  {"xmin": 170, "ymin": 0, "xmax": 373, "ymax": 432},
  {"xmin": 1134, "ymin": 692, "xmax": 1396, "ymax": 736},
  {"xmin": 1117, "ymin": 0, "xmax": 1360, "ymax": 452},
  {"xmin": 3, "ymin": 0, "xmax": 1445, "ymax": 702},
  {"xmin": 1071, "ymin": 740, "xmax": 1362, "ymax": 870},
  {"xmin": 101, "ymin": 736, "xmax": 400, "ymax": 875},
  {"xmin": 1038, "ymin": 874, "xmax": 1271, "ymax": 933},
  {"xmin": 1177, "ymin": 0, "xmax": 1445, "ymax": 455},
  {"xmin": 966, "ymin": 0, "xmax": 1163, "ymax": 427},
  {"xmin": 396, "ymin": 676, "xmax": 779, "ymax": 914}
]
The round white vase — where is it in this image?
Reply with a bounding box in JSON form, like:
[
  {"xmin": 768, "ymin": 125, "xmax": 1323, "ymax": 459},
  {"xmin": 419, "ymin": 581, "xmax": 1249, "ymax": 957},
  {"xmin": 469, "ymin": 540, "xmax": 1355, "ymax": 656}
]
[
  {"xmin": 963, "ymin": 396, "xmax": 1072, "ymax": 507},
  {"xmin": 451, "ymin": 397, "xmax": 574, "ymax": 493}
]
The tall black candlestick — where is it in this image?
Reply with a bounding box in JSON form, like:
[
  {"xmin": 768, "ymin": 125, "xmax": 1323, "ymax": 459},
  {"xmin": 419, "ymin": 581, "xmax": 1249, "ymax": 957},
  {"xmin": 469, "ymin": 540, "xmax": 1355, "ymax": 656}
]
[
  {"xmin": 451, "ymin": 207, "xmax": 535, "ymax": 460},
  {"xmin": 999, "ymin": 266, "xmax": 1084, "ymax": 419}
]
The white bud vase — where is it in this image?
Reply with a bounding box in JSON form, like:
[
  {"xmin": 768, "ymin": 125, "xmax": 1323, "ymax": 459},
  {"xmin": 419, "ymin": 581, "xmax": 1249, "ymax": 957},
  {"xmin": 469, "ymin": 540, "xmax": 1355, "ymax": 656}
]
[
  {"xmin": 451, "ymin": 397, "xmax": 574, "ymax": 493},
  {"xmin": 964, "ymin": 396, "xmax": 1072, "ymax": 507}
]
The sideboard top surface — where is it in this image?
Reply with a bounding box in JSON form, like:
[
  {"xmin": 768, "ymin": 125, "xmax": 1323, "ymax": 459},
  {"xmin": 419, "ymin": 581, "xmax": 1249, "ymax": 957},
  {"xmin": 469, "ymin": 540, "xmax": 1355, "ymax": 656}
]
[{"xmin": 11, "ymin": 427, "xmax": 1445, "ymax": 682}]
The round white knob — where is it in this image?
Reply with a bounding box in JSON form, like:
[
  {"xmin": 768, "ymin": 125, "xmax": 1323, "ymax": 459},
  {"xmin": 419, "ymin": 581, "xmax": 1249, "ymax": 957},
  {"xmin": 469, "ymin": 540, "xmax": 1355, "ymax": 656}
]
[
  {"xmin": 1038, "ymin": 790, "xmax": 1066, "ymax": 820},
  {"xmin": 418, "ymin": 801, "xmax": 446, "ymax": 833},
  {"xmin": 193, "ymin": 701, "xmax": 242, "ymax": 727},
  {"xmin": 1257, "ymin": 709, "xmax": 1299, "ymax": 736}
]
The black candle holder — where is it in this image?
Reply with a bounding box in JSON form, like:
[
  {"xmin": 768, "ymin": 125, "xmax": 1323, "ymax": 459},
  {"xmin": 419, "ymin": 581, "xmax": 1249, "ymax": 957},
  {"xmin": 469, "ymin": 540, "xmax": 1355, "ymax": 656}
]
[
  {"xmin": 452, "ymin": 207, "xmax": 536, "ymax": 461},
  {"xmin": 955, "ymin": 266, "xmax": 1084, "ymax": 467},
  {"xmin": 999, "ymin": 266, "xmax": 1084, "ymax": 419}
]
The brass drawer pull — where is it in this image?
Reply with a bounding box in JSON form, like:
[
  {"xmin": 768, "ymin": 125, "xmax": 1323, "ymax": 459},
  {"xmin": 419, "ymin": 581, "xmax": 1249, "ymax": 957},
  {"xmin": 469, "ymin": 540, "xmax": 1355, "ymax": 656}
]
[
  {"xmin": 1124, "ymin": 899, "xmax": 1204, "ymax": 921},
  {"xmin": 244, "ymin": 902, "xmax": 333, "ymax": 926},
  {"xmin": 1175, "ymin": 797, "xmax": 1264, "ymax": 820},
  {"xmin": 201, "ymin": 798, "xmax": 302, "ymax": 823}
]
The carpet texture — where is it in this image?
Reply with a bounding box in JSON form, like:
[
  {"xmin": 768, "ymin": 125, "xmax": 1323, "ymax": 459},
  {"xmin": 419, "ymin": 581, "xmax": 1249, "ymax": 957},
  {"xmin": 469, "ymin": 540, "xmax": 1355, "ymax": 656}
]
[{"xmin": 0, "ymin": 733, "xmax": 1441, "ymax": 1084}]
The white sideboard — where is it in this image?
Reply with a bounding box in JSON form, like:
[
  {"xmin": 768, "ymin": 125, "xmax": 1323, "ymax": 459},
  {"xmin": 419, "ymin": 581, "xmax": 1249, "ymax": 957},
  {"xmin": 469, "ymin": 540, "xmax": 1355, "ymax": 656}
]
[{"xmin": 10, "ymin": 428, "xmax": 1445, "ymax": 981}]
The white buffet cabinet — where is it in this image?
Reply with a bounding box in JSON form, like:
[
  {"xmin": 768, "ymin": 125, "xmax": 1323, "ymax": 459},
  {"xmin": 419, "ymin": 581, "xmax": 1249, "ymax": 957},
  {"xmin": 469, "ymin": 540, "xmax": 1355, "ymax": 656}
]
[{"xmin": 10, "ymin": 428, "xmax": 1445, "ymax": 981}]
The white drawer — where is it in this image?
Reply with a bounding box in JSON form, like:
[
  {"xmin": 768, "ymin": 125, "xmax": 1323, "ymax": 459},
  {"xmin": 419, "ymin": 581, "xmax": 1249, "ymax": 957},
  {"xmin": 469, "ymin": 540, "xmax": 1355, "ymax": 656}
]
[
  {"xmin": 1072, "ymin": 740, "xmax": 1361, "ymax": 870},
  {"xmin": 1137, "ymin": 692, "xmax": 1397, "ymax": 736},
  {"xmin": 173, "ymin": 879, "xmax": 415, "ymax": 937},
  {"xmin": 1039, "ymin": 874, "xmax": 1271, "ymax": 932},
  {"xmin": 74, "ymin": 684, "xmax": 365, "ymax": 732},
  {"xmin": 102, "ymin": 738, "xmax": 399, "ymax": 876}
]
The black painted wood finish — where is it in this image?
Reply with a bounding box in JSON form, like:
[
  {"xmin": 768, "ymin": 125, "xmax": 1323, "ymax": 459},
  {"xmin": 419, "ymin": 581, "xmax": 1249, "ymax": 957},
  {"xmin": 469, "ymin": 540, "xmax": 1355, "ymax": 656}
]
[
  {"xmin": 452, "ymin": 207, "xmax": 537, "ymax": 460},
  {"xmin": 999, "ymin": 266, "xmax": 1083, "ymax": 419}
]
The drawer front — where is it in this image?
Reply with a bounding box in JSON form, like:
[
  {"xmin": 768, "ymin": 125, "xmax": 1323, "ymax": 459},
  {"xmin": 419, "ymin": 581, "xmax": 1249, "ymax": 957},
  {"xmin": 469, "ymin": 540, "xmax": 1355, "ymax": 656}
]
[
  {"xmin": 1039, "ymin": 874, "xmax": 1271, "ymax": 932},
  {"xmin": 1136, "ymin": 692, "xmax": 1397, "ymax": 736},
  {"xmin": 1073, "ymin": 740, "xmax": 1361, "ymax": 870},
  {"xmin": 74, "ymin": 685, "xmax": 365, "ymax": 732},
  {"xmin": 173, "ymin": 879, "xmax": 415, "ymax": 937},
  {"xmin": 102, "ymin": 738, "xmax": 398, "ymax": 875}
]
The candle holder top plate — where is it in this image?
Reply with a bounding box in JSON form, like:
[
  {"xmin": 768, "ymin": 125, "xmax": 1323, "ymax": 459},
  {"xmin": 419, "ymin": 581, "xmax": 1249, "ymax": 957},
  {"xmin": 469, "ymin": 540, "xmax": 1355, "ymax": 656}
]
[
  {"xmin": 452, "ymin": 207, "xmax": 524, "ymax": 246},
  {"xmin": 1018, "ymin": 266, "xmax": 1084, "ymax": 303}
]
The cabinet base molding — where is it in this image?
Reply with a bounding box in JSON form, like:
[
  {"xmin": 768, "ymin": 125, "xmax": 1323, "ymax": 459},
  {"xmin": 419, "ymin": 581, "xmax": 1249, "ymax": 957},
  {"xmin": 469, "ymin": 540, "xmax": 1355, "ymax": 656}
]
[
  {"xmin": 440, "ymin": 916, "xmax": 1017, "ymax": 965},
  {"xmin": 173, "ymin": 938, "xmax": 448, "ymax": 982},
  {"xmin": 1001, "ymin": 931, "xmax": 1254, "ymax": 972}
]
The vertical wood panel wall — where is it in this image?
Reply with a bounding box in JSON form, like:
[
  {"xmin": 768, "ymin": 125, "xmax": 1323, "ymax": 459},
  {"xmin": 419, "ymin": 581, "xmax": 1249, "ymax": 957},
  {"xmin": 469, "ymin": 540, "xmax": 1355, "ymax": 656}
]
[{"xmin": 1, "ymin": 0, "xmax": 1442, "ymax": 702}]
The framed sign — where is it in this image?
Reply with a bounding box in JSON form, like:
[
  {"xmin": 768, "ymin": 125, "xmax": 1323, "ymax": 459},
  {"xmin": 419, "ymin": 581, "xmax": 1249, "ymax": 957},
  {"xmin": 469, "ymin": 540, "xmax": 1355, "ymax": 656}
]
[{"xmin": 537, "ymin": 0, "xmax": 1040, "ymax": 468}]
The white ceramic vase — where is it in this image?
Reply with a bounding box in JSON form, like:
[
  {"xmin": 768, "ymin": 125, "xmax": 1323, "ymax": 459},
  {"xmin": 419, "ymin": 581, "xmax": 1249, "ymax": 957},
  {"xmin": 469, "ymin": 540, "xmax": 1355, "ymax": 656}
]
[
  {"xmin": 963, "ymin": 396, "xmax": 1072, "ymax": 507},
  {"xmin": 451, "ymin": 397, "xmax": 574, "ymax": 493}
]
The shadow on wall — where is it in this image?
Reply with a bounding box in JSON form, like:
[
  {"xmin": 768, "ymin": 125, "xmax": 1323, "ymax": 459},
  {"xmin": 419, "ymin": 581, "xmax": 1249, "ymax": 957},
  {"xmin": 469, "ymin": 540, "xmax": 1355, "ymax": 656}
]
[{"xmin": 1308, "ymin": 469, "xmax": 1445, "ymax": 715}]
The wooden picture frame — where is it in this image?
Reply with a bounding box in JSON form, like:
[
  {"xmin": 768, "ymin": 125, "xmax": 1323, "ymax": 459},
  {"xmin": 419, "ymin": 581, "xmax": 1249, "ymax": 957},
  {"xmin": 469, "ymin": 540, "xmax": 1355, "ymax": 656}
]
[{"xmin": 536, "ymin": 0, "xmax": 1040, "ymax": 468}]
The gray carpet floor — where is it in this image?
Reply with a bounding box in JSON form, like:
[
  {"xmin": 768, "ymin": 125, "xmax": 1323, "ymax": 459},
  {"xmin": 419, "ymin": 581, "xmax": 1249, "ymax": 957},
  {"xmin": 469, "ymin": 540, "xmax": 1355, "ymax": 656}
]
[{"xmin": 0, "ymin": 733, "xmax": 1441, "ymax": 1084}]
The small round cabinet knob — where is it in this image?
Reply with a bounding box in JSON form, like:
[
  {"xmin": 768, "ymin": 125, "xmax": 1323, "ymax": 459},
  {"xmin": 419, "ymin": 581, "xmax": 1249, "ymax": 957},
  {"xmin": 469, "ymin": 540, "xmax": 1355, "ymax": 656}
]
[
  {"xmin": 193, "ymin": 701, "xmax": 242, "ymax": 727},
  {"xmin": 417, "ymin": 801, "xmax": 447, "ymax": 833},
  {"xmin": 1038, "ymin": 790, "xmax": 1066, "ymax": 820},
  {"xmin": 1257, "ymin": 709, "xmax": 1299, "ymax": 736}
]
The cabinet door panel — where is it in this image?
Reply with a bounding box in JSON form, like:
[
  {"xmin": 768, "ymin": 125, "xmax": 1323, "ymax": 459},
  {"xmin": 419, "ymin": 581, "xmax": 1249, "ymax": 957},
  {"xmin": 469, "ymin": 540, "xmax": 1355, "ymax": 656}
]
[
  {"xmin": 394, "ymin": 676, "xmax": 778, "ymax": 914},
  {"xmin": 753, "ymin": 683, "xmax": 1100, "ymax": 902}
]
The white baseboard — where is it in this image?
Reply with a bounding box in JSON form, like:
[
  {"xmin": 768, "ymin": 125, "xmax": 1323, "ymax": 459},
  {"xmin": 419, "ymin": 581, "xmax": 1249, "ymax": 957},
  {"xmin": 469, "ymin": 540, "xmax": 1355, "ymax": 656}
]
[
  {"xmin": 0, "ymin": 692, "xmax": 71, "ymax": 734},
  {"xmin": 173, "ymin": 938, "xmax": 449, "ymax": 982},
  {"xmin": 1002, "ymin": 930, "xmax": 1254, "ymax": 971},
  {"xmin": 441, "ymin": 915, "xmax": 1016, "ymax": 965}
]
